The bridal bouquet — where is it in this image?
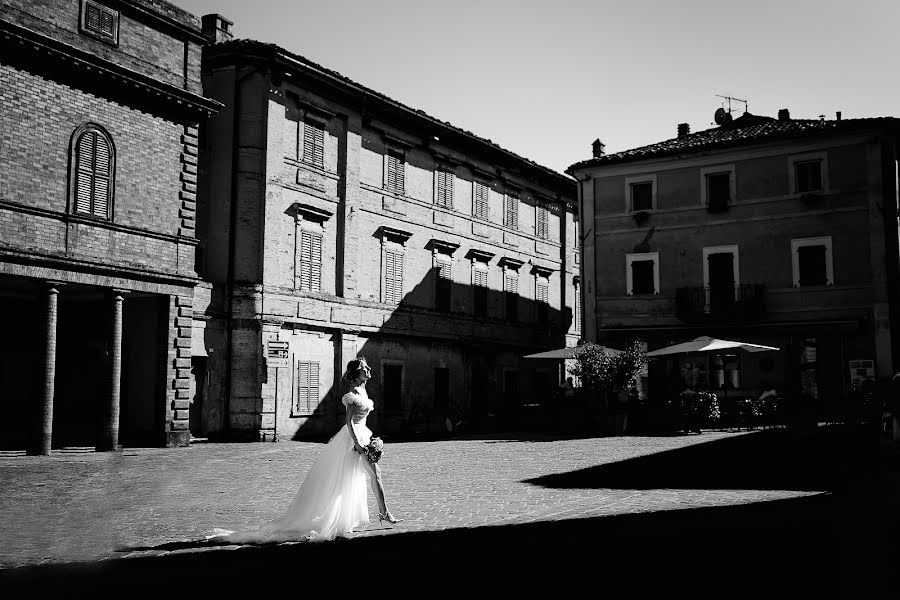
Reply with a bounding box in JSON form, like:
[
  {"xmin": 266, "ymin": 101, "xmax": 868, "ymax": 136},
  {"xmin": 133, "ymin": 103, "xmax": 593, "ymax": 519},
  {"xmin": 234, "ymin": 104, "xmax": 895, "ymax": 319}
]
[{"xmin": 364, "ymin": 437, "xmax": 384, "ymax": 464}]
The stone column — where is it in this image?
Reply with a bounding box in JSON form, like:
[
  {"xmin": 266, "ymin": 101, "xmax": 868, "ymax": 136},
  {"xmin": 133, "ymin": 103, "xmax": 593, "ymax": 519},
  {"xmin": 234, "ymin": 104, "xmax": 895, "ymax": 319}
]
[
  {"xmin": 29, "ymin": 283, "xmax": 61, "ymax": 456},
  {"xmin": 97, "ymin": 290, "xmax": 125, "ymax": 452}
]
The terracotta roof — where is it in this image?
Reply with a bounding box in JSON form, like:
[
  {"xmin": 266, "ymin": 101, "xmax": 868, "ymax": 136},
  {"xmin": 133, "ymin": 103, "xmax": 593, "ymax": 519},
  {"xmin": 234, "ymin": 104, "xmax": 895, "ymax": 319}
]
[
  {"xmin": 206, "ymin": 39, "xmax": 575, "ymax": 192},
  {"xmin": 566, "ymin": 112, "xmax": 900, "ymax": 174}
]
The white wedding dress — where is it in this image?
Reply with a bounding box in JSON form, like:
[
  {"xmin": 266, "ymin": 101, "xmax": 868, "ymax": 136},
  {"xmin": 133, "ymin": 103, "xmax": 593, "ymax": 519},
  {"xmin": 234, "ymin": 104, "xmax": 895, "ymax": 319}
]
[{"xmin": 207, "ymin": 388, "xmax": 374, "ymax": 544}]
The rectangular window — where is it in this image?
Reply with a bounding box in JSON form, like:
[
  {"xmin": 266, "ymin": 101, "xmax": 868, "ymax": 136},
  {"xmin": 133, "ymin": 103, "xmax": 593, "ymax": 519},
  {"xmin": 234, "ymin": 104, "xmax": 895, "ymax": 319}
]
[
  {"xmin": 505, "ymin": 194, "xmax": 519, "ymax": 229},
  {"xmin": 706, "ymin": 172, "xmax": 731, "ymax": 210},
  {"xmin": 435, "ymin": 170, "xmax": 454, "ymax": 208},
  {"xmin": 384, "ymin": 249, "xmax": 404, "ymax": 303},
  {"xmin": 435, "ymin": 259, "xmax": 451, "ymax": 312},
  {"xmin": 383, "ymin": 363, "xmax": 402, "ymax": 411},
  {"xmin": 505, "ymin": 271, "xmax": 519, "ymax": 321},
  {"xmin": 798, "ymin": 245, "xmax": 827, "ymax": 285},
  {"xmin": 631, "ymin": 261, "xmax": 656, "ymax": 294},
  {"xmin": 473, "ymin": 263, "xmax": 488, "ymax": 317},
  {"xmin": 795, "ymin": 160, "xmax": 823, "ymax": 193},
  {"xmin": 792, "ymin": 237, "xmax": 833, "ymax": 287},
  {"xmin": 302, "ymin": 121, "xmax": 325, "ymax": 167},
  {"xmin": 536, "ymin": 277, "xmax": 549, "ymax": 323},
  {"xmin": 536, "ymin": 204, "xmax": 549, "ymax": 239},
  {"xmin": 297, "ymin": 230, "xmax": 323, "ymax": 292},
  {"xmin": 474, "ymin": 182, "xmax": 489, "ymax": 220},
  {"xmin": 295, "ymin": 360, "xmax": 320, "ymax": 415},
  {"xmin": 81, "ymin": 1, "xmax": 119, "ymax": 45},
  {"xmin": 386, "ymin": 152, "xmax": 405, "ymax": 195},
  {"xmin": 630, "ymin": 182, "xmax": 653, "ymax": 212}
]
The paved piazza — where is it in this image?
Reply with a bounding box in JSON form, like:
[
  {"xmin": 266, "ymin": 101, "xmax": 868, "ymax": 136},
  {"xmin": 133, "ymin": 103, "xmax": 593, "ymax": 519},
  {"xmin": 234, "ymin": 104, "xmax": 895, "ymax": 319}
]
[{"xmin": 0, "ymin": 430, "xmax": 825, "ymax": 569}]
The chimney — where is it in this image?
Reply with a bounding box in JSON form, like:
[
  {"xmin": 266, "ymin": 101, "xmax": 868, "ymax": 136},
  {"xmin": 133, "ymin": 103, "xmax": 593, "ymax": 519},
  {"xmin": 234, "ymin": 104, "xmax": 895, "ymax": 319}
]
[
  {"xmin": 202, "ymin": 14, "xmax": 234, "ymax": 43},
  {"xmin": 677, "ymin": 123, "xmax": 690, "ymax": 138},
  {"xmin": 777, "ymin": 108, "xmax": 790, "ymax": 121},
  {"xmin": 592, "ymin": 139, "xmax": 606, "ymax": 158},
  {"xmin": 836, "ymin": 111, "xmax": 842, "ymax": 121}
]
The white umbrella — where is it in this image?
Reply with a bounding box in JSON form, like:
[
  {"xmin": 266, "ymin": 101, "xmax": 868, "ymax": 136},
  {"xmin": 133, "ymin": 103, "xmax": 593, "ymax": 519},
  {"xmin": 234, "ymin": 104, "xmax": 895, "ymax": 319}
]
[
  {"xmin": 645, "ymin": 336, "xmax": 778, "ymax": 358},
  {"xmin": 523, "ymin": 345, "xmax": 622, "ymax": 359},
  {"xmin": 645, "ymin": 336, "xmax": 780, "ymax": 427}
]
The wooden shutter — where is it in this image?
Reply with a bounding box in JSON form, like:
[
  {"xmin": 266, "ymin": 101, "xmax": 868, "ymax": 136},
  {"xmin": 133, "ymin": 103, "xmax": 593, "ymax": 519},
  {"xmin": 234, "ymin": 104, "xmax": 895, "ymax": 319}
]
[
  {"xmin": 385, "ymin": 249, "xmax": 403, "ymax": 303},
  {"xmin": 387, "ymin": 153, "xmax": 405, "ymax": 194},
  {"xmin": 536, "ymin": 204, "xmax": 548, "ymax": 239},
  {"xmin": 296, "ymin": 361, "xmax": 320, "ymax": 413},
  {"xmin": 474, "ymin": 264, "xmax": 488, "ymax": 287},
  {"xmin": 436, "ymin": 171, "xmax": 453, "ymax": 208},
  {"xmin": 537, "ymin": 278, "xmax": 549, "ymax": 303},
  {"xmin": 298, "ymin": 230, "xmax": 323, "ymax": 291},
  {"xmin": 505, "ymin": 194, "xmax": 518, "ymax": 228},
  {"xmin": 474, "ymin": 182, "xmax": 489, "ymax": 219},
  {"xmin": 303, "ymin": 121, "xmax": 325, "ymax": 167},
  {"xmin": 75, "ymin": 130, "xmax": 111, "ymax": 218}
]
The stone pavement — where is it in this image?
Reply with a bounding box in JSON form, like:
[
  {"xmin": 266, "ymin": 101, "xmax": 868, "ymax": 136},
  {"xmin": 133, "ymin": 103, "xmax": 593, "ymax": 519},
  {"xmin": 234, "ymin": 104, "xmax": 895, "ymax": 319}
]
[{"xmin": 0, "ymin": 426, "xmax": 895, "ymax": 596}]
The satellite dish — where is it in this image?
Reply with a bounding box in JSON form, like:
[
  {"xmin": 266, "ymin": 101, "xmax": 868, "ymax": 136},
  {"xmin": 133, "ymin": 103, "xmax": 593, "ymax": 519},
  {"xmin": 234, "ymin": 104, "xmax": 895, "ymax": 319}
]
[{"xmin": 714, "ymin": 107, "xmax": 727, "ymax": 125}]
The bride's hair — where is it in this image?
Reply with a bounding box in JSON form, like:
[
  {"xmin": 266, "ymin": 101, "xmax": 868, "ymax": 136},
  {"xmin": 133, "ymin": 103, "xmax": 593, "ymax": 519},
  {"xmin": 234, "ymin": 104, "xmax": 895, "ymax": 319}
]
[{"xmin": 341, "ymin": 357, "xmax": 369, "ymax": 391}]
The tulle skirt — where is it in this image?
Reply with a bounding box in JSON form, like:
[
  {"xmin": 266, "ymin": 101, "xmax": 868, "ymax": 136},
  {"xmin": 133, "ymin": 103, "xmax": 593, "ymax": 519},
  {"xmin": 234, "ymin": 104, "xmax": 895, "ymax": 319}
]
[{"xmin": 208, "ymin": 423, "xmax": 372, "ymax": 544}]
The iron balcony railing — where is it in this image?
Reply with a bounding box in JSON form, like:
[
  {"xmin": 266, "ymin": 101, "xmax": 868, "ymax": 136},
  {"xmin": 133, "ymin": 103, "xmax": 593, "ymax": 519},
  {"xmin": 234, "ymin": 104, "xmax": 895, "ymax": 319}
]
[{"xmin": 675, "ymin": 284, "xmax": 766, "ymax": 322}]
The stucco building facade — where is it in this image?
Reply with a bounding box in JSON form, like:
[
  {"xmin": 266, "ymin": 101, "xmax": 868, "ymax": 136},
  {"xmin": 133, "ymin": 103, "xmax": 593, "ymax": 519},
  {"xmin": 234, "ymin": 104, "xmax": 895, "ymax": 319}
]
[
  {"xmin": 194, "ymin": 21, "xmax": 579, "ymax": 441},
  {"xmin": 0, "ymin": 0, "xmax": 219, "ymax": 452},
  {"xmin": 568, "ymin": 110, "xmax": 900, "ymax": 432}
]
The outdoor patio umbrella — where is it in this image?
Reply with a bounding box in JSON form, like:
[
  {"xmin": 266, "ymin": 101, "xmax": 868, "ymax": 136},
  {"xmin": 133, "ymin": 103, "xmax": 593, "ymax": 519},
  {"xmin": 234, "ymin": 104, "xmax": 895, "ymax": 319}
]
[
  {"xmin": 645, "ymin": 336, "xmax": 779, "ymax": 426},
  {"xmin": 523, "ymin": 345, "xmax": 622, "ymax": 359}
]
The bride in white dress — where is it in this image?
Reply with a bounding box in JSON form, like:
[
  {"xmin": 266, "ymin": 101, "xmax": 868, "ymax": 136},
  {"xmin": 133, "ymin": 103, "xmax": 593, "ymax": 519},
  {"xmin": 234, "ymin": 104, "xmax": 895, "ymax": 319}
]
[{"xmin": 207, "ymin": 357, "xmax": 400, "ymax": 544}]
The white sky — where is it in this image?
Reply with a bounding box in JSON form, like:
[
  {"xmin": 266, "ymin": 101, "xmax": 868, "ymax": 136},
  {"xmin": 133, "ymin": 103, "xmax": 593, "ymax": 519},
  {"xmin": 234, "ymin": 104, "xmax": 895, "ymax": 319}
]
[{"xmin": 171, "ymin": 0, "xmax": 900, "ymax": 174}]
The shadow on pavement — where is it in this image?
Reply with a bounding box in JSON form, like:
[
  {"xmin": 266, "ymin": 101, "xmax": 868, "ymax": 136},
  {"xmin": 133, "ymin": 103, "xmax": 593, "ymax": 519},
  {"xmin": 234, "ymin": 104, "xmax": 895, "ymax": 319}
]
[
  {"xmin": 0, "ymin": 490, "xmax": 891, "ymax": 598},
  {"xmin": 525, "ymin": 426, "xmax": 881, "ymax": 493}
]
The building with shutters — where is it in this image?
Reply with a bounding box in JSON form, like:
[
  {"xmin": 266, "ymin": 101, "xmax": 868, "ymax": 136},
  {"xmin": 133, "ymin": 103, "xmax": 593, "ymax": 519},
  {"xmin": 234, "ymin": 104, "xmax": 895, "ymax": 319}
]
[
  {"xmin": 0, "ymin": 0, "xmax": 220, "ymax": 452},
  {"xmin": 194, "ymin": 18, "xmax": 579, "ymax": 441},
  {"xmin": 568, "ymin": 109, "xmax": 900, "ymax": 435}
]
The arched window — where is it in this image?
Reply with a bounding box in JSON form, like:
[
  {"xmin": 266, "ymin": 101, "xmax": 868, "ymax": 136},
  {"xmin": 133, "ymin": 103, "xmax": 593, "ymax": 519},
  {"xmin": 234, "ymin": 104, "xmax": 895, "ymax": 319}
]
[{"xmin": 70, "ymin": 124, "xmax": 114, "ymax": 219}]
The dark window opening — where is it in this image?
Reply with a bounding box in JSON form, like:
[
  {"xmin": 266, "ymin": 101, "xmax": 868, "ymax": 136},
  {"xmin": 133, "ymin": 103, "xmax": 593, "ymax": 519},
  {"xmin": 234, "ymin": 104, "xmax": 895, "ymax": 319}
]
[
  {"xmin": 795, "ymin": 160, "xmax": 823, "ymax": 193},
  {"xmin": 707, "ymin": 172, "xmax": 731, "ymax": 210},
  {"xmin": 631, "ymin": 182, "xmax": 653, "ymax": 211},
  {"xmin": 631, "ymin": 260, "xmax": 655, "ymax": 294},
  {"xmin": 435, "ymin": 262, "xmax": 451, "ymax": 312},
  {"xmin": 798, "ymin": 245, "xmax": 827, "ymax": 285},
  {"xmin": 383, "ymin": 364, "xmax": 402, "ymax": 411}
]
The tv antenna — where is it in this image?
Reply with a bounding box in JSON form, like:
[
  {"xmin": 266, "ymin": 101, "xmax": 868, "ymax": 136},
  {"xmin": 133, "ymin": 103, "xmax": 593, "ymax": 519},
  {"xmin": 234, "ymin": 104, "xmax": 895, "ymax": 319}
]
[{"xmin": 713, "ymin": 95, "xmax": 748, "ymax": 126}]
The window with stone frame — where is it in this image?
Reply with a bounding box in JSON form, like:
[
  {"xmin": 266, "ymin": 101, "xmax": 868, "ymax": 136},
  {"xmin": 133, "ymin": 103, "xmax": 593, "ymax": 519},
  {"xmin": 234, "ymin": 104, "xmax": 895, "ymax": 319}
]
[
  {"xmin": 791, "ymin": 236, "xmax": 833, "ymax": 287},
  {"xmin": 297, "ymin": 229, "xmax": 323, "ymax": 292},
  {"xmin": 72, "ymin": 125, "xmax": 114, "ymax": 220},
  {"xmin": 473, "ymin": 260, "xmax": 489, "ymax": 317},
  {"xmin": 626, "ymin": 252, "xmax": 660, "ymax": 295},
  {"xmin": 536, "ymin": 203, "xmax": 549, "ymax": 239},
  {"xmin": 474, "ymin": 181, "xmax": 489, "ymax": 220},
  {"xmin": 435, "ymin": 169, "xmax": 454, "ymax": 209},
  {"xmin": 505, "ymin": 193, "xmax": 519, "ymax": 229},
  {"xmin": 630, "ymin": 181, "xmax": 654, "ymax": 212},
  {"xmin": 80, "ymin": 0, "xmax": 119, "ymax": 45},
  {"xmin": 294, "ymin": 360, "xmax": 321, "ymax": 415},
  {"xmin": 302, "ymin": 120, "xmax": 325, "ymax": 168},
  {"xmin": 385, "ymin": 151, "xmax": 405, "ymax": 195}
]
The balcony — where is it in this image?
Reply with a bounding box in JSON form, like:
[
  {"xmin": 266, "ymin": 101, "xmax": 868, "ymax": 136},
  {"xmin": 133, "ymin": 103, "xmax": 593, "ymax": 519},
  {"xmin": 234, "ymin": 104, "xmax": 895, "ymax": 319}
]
[{"xmin": 676, "ymin": 284, "xmax": 766, "ymax": 323}]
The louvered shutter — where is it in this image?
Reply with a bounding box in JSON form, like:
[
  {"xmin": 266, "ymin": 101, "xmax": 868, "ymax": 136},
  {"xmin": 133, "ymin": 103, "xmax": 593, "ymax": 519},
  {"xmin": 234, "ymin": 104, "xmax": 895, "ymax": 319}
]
[
  {"xmin": 298, "ymin": 231, "xmax": 323, "ymax": 291},
  {"xmin": 75, "ymin": 132, "xmax": 95, "ymax": 214},
  {"xmin": 296, "ymin": 361, "xmax": 321, "ymax": 413},
  {"xmin": 536, "ymin": 205, "xmax": 548, "ymax": 239},
  {"xmin": 474, "ymin": 182, "xmax": 489, "ymax": 219},
  {"xmin": 86, "ymin": 4, "xmax": 101, "ymax": 32},
  {"xmin": 537, "ymin": 280, "xmax": 548, "ymax": 303},
  {"xmin": 100, "ymin": 10, "xmax": 115, "ymax": 35},
  {"xmin": 436, "ymin": 171, "xmax": 453, "ymax": 208},
  {"xmin": 385, "ymin": 250, "xmax": 403, "ymax": 303},
  {"xmin": 474, "ymin": 265, "xmax": 488, "ymax": 287},
  {"xmin": 505, "ymin": 194, "xmax": 518, "ymax": 229},
  {"xmin": 387, "ymin": 154, "xmax": 405, "ymax": 194},
  {"xmin": 92, "ymin": 135, "xmax": 110, "ymax": 218},
  {"xmin": 303, "ymin": 122, "xmax": 325, "ymax": 167}
]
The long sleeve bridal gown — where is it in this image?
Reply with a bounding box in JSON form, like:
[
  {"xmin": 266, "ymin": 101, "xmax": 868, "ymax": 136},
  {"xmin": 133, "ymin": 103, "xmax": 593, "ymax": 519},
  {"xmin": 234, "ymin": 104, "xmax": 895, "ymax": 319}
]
[{"xmin": 207, "ymin": 389, "xmax": 374, "ymax": 544}]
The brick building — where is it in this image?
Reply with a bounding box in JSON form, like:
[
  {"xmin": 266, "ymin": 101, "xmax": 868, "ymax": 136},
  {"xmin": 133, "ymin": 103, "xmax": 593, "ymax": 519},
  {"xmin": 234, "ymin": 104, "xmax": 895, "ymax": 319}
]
[
  {"xmin": 194, "ymin": 19, "xmax": 579, "ymax": 441},
  {"xmin": 0, "ymin": 0, "xmax": 219, "ymax": 452},
  {"xmin": 568, "ymin": 109, "xmax": 900, "ymax": 432}
]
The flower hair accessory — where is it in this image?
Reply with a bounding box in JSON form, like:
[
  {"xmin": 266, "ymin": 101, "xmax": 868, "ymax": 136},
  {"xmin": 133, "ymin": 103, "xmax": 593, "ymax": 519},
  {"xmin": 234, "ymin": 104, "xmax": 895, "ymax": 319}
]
[{"xmin": 363, "ymin": 437, "xmax": 384, "ymax": 464}]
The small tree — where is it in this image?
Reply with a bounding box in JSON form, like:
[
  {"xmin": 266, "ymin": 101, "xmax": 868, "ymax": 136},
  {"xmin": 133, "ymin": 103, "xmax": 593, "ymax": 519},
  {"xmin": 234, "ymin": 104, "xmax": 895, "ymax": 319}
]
[{"xmin": 569, "ymin": 340, "xmax": 647, "ymax": 397}]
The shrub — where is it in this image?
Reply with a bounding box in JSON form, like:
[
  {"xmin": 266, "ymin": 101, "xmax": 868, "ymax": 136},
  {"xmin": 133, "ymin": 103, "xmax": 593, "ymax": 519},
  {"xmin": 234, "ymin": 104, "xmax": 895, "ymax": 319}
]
[{"xmin": 569, "ymin": 340, "xmax": 647, "ymax": 396}]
